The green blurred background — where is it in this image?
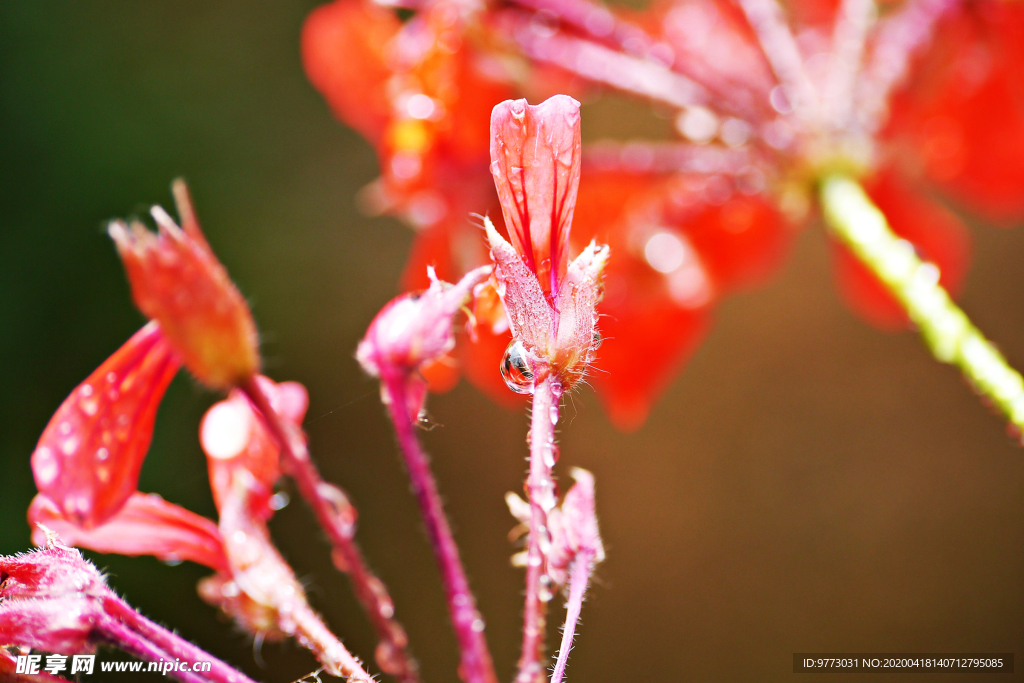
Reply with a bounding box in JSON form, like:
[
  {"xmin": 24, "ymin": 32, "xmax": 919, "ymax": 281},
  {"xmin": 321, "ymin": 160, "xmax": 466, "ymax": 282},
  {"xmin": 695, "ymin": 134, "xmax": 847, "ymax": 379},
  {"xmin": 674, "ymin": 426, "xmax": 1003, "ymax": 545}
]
[{"xmin": 2, "ymin": 3, "xmax": 1024, "ymax": 681}]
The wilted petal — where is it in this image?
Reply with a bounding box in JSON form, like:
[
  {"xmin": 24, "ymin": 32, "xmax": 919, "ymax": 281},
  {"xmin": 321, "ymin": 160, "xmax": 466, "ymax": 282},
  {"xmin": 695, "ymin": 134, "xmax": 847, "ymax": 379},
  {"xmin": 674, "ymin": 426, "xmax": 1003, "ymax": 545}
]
[
  {"xmin": 29, "ymin": 493, "xmax": 229, "ymax": 573},
  {"xmin": 109, "ymin": 181, "xmax": 260, "ymax": 390},
  {"xmin": 490, "ymin": 96, "xmax": 582, "ymax": 295},
  {"xmin": 30, "ymin": 323, "xmax": 180, "ymax": 528}
]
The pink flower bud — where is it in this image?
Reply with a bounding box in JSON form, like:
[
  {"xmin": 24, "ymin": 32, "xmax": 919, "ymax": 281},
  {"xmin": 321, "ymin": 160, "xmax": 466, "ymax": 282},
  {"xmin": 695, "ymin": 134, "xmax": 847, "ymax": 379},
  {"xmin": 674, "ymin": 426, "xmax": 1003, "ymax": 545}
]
[
  {"xmin": 0, "ymin": 534, "xmax": 106, "ymax": 655},
  {"xmin": 486, "ymin": 97, "xmax": 609, "ymax": 390}
]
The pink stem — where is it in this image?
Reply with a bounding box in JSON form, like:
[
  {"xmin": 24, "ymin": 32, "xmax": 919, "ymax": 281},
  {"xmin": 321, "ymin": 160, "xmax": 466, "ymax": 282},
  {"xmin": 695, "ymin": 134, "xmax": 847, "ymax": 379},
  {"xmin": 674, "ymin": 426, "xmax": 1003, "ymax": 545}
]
[
  {"xmin": 515, "ymin": 375, "xmax": 562, "ymax": 683},
  {"xmin": 240, "ymin": 378, "xmax": 419, "ymax": 683},
  {"xmin": 95, "ymin": 615, "xmax": 210, "ymax": 683},
  {"xmin": 550, "ymin": 551, "xmax": 594, "ymax": 683},
  {"xmin": 102, "ymin": 595, "xmax": 257, "ymax": 683},
  {"xmin": 498, "ymin": 10, "xmax": 707, "ymax": 110},
  {"xmin": 380, "ymin": 373, "xmax": 498, "ymax": 683}
]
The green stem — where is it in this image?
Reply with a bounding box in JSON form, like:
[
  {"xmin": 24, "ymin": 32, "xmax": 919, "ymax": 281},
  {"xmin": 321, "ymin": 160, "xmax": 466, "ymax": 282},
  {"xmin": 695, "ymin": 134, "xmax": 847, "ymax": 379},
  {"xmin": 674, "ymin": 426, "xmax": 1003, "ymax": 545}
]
[{"xmin": 819, "ymin": 175, "xmax": 1024, "ymax": 434}]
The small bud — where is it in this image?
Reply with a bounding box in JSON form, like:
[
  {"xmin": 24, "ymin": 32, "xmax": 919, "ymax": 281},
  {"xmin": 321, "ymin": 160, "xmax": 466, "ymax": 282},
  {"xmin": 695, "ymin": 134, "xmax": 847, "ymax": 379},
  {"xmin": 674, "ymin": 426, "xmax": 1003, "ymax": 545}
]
[
  {"xmin": 0, "ymin": 534, "xmax": 105, "ymax": 655},
  {"xmin": 109, "ymin": 181, "xmax": 260, "ymax": 390}
]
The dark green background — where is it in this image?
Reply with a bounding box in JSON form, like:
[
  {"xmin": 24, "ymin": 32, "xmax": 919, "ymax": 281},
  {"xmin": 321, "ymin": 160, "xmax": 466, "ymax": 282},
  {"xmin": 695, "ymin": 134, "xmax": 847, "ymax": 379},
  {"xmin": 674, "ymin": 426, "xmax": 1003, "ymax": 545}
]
[{"xmin": 2, "ymin": 3, "xmax": 1024, "ymax": 681}]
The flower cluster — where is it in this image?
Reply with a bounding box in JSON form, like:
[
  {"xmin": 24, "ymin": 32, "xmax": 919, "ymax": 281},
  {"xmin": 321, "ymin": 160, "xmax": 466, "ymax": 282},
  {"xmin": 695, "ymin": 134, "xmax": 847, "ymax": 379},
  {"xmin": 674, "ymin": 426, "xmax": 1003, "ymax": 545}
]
[{"xmin": 303, "ymin": 0, "xmax": 1024, "ymax": 428}]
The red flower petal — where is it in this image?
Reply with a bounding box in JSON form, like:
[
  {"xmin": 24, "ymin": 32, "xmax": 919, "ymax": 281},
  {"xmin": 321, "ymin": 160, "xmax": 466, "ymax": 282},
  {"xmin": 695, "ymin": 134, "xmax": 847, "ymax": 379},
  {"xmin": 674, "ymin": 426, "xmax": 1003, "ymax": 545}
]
[
  {"xmin": 28, "ymin": 492, "xmax": 229, "ymax": 573},
  {"xmin": 830, "ymin": 168, "xmax": 971, "ymax": 329},
  {"xmin": 490, "ymin": 96, "xmax": 583, "ymax": 296},
  {"xmin": 590, "ymin": 250, "xmax": 712, "ymax": 431},
  {"xmin": 30, "ymin": 323, "xmax": 180, "ymax": 528},
  {"xmin": 887, "ymin": 3, "xmax": 1024, "ymax": 223}
]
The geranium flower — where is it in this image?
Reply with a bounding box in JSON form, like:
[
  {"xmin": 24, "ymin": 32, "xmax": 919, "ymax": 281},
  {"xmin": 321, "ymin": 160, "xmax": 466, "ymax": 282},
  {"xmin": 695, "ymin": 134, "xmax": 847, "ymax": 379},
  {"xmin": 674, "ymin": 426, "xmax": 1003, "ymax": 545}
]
[{"xmin": 305, "ymin": 0, "xmax": 1024, "ymax": 430}]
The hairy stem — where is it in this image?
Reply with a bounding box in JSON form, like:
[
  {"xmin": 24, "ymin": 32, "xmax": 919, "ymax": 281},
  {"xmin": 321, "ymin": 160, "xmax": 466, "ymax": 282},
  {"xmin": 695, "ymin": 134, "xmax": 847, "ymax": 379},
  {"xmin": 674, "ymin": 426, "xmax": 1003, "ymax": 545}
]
[
  {"xmin": 820, "ymin": 175, "xmax": 1024, "ymax": 434},
  {"xmin": 550, "ymin": 551, "xmax": 594, "ymax": 683},
  {"xmin": 95, "ymin": 615, "xmax": 208, "ymax": 683},
  {"xmin": 102, "ymin": 595, "xmax": 258, "ymax": 683},
  {"xmin": 240, "ymin": 378, "xmax": 419, "ymax": 683},
  {"xmin": 515, "ymin": 375, "xmax": 562, "ymax": 683},
  {"xmin": 380, "ymin": 373, "xmax": 498, "ymax": 683}
]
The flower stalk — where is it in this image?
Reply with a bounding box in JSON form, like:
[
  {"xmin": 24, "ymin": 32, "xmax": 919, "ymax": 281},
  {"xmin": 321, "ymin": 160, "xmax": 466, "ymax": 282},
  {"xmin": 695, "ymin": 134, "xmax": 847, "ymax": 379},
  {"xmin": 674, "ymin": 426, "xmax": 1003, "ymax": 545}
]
[
  {"xmin": 550, "ymin": 550, "xmax": 594, "ymax": 683},
  {"xmin": 380, "ymin": 371, "xmax": 498, "ymax": 683},
  {"xmin": 516, "ymin": 374, "xmax": 562, "ymax": 683},
  {"xmin": 820, "ymin": 175, "xmax": 1024, "ymax": 434},
  {"xmin": 239, "ymin": 377, "xmax": 418, "ymax": 683}
]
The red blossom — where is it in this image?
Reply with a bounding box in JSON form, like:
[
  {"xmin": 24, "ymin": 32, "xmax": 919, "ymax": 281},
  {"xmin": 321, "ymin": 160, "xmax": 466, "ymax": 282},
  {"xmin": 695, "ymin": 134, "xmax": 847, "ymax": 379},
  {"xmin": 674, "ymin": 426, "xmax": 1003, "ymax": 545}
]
[
  {"xmin": 110, "ymin": 181, "xmax": 260, "ymax": 391},
  {"xmin": 30, "ymin": 322, "xmax": 180, "ymax": 528}
]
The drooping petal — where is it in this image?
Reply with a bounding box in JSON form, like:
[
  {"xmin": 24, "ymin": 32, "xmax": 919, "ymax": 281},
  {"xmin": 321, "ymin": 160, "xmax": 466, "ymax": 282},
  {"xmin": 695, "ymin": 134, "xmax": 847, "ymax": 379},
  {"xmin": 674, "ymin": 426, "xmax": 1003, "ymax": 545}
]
[
  {"xmin": 28, "ymin": 493, "xmax": 229, "ymax": 573},
  {"xmin": 109, "ymin": 182, "xmax": 260, "ymax": 390},
  {"xmin": 200, "ymin": 377, "xmax": 309, "ymax": 518},
  {"xmin": 490, "ymin": 96, "xmax": 582, "ymax": 295},
  {"xmin": 30, "ymin": 323, "xmax": 180, "ymax": 528},
  {"xmin": 830, "ymin": 167, "xmax": 971, "ymax": 329}
]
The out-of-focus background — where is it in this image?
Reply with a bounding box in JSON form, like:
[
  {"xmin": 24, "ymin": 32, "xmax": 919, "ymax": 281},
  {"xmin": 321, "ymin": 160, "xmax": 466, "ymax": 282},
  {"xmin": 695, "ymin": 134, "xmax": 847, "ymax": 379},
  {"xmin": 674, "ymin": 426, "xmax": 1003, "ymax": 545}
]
[{"xmin": 2, "ymin": 3, "xmax": 1024, "ymax": 682}]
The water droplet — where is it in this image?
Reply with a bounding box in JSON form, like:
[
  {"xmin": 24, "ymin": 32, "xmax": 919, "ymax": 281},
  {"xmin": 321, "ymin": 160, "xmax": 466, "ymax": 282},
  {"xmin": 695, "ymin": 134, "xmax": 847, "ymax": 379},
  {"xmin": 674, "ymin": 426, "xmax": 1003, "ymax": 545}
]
[
  {"xmin": 96, "ymin": 447, "xmax": 110, "ymax": 462},
  {"xmin": 538, "ymin": 574, "xmax": 555, "ymax": 602},
  {"xmin": 500, "ymin": 340, "xmax": 535, "ymax": 394},
  {"xmin": 548, "ymin": 405, "xmax": 559, "ymax": 427},
  {"xmin": 542, "ymin": 445, "xmax": 559, "ymax": 469},
  {"xmin": 163, "ymin": 556, "xmax": 183, "ymax": 567},
  {"xmin": 231, "ymin": 530, "xmax": 247, "ymax": 545},
  {"xmin": 269, "ymin": 491, "xmax": 290, "ymax": 511},
  {"xmin": 317, "ymin": 482, "xmax": 358, "ymax": 537},
  {"xmin": 471, "ymin": 619, "xmax": 485, "ymax": 632}
]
